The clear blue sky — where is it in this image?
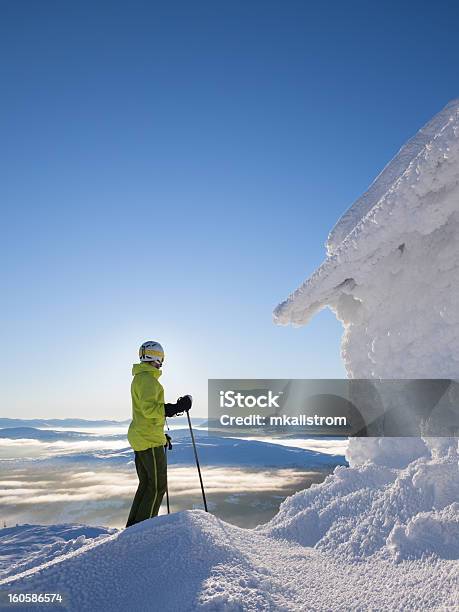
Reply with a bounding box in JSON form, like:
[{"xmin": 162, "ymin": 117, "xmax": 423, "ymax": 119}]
[{"xmin": 2, "ymin": 1, "xmax": 458, "ymax": 418}]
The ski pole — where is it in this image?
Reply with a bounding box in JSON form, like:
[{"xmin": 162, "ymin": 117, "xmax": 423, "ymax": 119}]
[
  {"xmin": 164, "ymin": 445, "xmax": 170, "ymax": 514},
  {"xmin": 164, "ymin": 420, "xmax": 171, "ymax": 514},
  {"xmin": 185, "ymin": 408, "xmax": 208, "ymax": 512}
]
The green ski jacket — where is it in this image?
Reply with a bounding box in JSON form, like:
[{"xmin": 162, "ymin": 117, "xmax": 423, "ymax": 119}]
[{"xmin": 127, "ymin": 363, "xmax": 167, "ymax": 451}]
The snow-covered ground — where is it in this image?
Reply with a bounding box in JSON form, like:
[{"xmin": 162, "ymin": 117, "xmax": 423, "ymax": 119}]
[
  {"xmin": 0, "ymin": 524, "xmax": 116, "ymax": 581},
  {"xmin": 0, "ymin": 448, "xmax": 457, "ymax": 610}
]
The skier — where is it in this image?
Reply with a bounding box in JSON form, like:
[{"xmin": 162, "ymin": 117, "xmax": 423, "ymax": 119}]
[{"xmin": 126, "ymin": 341, "xmax": 192, "ymax": 527}]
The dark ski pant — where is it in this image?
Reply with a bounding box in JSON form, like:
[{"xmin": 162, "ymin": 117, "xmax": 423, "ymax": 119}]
[{"xmin": 126, "ymin": 445, "xmax": 167, "ymax": 527}]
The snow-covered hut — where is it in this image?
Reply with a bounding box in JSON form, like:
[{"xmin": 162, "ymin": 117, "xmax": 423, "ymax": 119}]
[{"xmin": 275, "ymin": 99, "xmax": 459, "ymax": 465}]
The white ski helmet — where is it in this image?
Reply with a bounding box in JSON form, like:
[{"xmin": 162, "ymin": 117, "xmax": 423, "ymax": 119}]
[{"xmin": 139, "ymin": 341, "xmax": 164, "ymax": 366}]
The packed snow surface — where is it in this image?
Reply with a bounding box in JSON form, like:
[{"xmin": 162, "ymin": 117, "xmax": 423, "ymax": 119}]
[
  {"xmin": 0, "ymin": 525, "xmax": 115, "ymax": 581},
  {"xmin": 0, "ymin": 445, "xmax": 457, "ymax": 611}
]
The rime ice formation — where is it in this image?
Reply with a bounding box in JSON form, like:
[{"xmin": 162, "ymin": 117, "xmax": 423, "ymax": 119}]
[
  {"xmin": 275, "ymin": 98, "xmax": 459, "ymax": 380},
  {"xmin": 261, "ymin": 450, "xmax": 459, "ymax": 562},
  {"xmin": 275, "ymin": 99, "xmax": 459, "ymax": 467}
]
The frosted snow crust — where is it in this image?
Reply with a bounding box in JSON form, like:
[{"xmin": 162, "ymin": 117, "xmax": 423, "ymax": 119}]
[
  {"xmin": 327, "ymin": 98, "xmax": 459, "ymax": 254},
  {"xmin": 262, "ymin": 447, "xmax": 459, "ymax": 561}
]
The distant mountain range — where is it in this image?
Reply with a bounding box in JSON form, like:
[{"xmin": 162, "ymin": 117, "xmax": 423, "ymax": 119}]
[
  {"xmin": 0, "ymin": 417, "xmax": 206, "ymax": 429},
  {"xmin": 0, "ymin": 418, "xmax": 129, "ymax": 429},
  {"xmin": 0, "ymin": 424, "xmax": 347, "ymax": 468},
  {"xmin": 0, "ymin": 427, "xmax": 94, "ymax": 441}
]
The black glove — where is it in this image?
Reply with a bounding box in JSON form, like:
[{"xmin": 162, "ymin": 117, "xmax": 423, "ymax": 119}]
[
  {"xmin": 164, "ymin": 434, "xmax": 172, "ymax": 450},
  {"xmin": 177, "ymin": 395, "xmax": 192, "ymax": 412},
  {"xmin": 164, "ymin": 395, "xmax": 192, "ymax": 417},
  {"xmin": 164, "ymin": 402, "xmax": 181, "ymax": 418}
]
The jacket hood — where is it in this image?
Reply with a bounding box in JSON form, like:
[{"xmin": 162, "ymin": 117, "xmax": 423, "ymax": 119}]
[{"xmin": 132, "ymin": 363, "xmax": 162, "ymax": 377}]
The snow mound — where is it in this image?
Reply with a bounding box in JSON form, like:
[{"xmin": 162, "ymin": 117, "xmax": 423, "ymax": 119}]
[
  {"xmin": 261, "ymin": 451, "xmax": 459, "ymax": 561},
  {"xmin": 1, "ymin": 508, "xmax": 457, "ymax": 611},
  {"xmin": 345, "ymin": 436, "xmax": 429, "ymax": 469},
  {"xmin": 0, "ymin": 512, "xmax": 257, "ymax": 611},
  {"xmin": 388, "ymin": 502, "xmax": 459, "ymax": 561}
]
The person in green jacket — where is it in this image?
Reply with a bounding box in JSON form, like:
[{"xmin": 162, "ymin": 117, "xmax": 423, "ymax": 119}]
[{"xmin": 126, "ymin": 340, "xmax": 191, "ymax": 527}]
